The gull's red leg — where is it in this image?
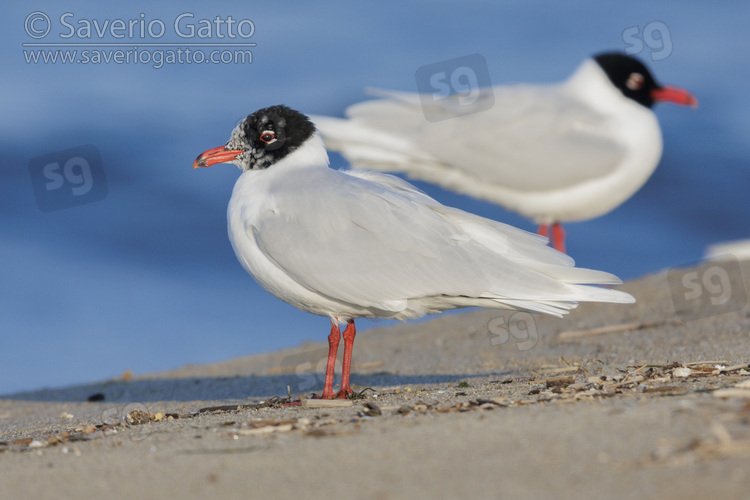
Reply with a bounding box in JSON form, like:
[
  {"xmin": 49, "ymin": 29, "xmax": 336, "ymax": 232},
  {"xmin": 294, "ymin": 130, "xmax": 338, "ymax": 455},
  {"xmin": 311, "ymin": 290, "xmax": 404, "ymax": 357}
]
[
  {"xmin": 319, "ymin": 320, "xmax": 341, "ymax": 399},
  {"xmin": 336, "ymin": 320, "xmax": 356, "ymax": 399},
  {"xmin": 552, "ymin": 222, "xmax": 566, "ymax": 254},
  {"xmin": 537, "ymin": 224, "xmax": 549, "ymax": 239}
]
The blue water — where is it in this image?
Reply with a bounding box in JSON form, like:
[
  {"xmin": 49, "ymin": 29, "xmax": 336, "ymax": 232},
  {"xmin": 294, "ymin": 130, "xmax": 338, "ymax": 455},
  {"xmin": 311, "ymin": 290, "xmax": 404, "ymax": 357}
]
[{"xmin": 2, "ymin": 1, "xmax": 749, "ymax": 395}]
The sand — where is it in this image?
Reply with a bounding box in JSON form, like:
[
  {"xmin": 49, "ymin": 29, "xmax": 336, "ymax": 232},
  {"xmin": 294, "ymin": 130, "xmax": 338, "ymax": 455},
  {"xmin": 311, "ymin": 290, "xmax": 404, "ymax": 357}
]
[{"xmin": 2, "ymin": 261, "xmax": 750, "ymax": 499}]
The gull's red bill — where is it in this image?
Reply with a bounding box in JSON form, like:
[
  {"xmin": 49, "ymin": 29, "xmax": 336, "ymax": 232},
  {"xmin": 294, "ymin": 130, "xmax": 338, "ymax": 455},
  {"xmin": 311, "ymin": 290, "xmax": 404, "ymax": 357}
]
[
  {"xmin": 651, "ymin": 85, "xmax": 698, "ymax": 108},
  {"xmin": 193, "ymin": 145, "xmax": 244, "ymax": 169}
]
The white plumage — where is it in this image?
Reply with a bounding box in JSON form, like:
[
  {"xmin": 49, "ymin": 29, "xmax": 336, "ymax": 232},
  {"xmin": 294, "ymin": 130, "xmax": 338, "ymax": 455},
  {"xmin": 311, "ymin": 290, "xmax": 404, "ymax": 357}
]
[{"xmin": 226, "ymin": 133, "xmax": 633, "ymax": 321}]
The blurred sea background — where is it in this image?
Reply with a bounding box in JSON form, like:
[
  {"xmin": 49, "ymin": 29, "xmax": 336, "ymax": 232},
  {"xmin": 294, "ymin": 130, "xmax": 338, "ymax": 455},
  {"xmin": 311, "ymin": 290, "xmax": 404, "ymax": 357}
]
[{"xmin": 2, "ymin": 1, "xmax": 749, "ymax": 394}]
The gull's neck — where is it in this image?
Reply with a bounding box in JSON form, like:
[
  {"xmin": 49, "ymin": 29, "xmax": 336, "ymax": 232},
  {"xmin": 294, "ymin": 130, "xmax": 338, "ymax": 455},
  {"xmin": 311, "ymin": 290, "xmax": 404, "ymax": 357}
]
[
  {"xmin": 275, "ymin": 133, "xmax": 330, "ymax": 171},
  {"xmin": 563, "ymin": 59, "xmax": 632, "ymax": 114}
]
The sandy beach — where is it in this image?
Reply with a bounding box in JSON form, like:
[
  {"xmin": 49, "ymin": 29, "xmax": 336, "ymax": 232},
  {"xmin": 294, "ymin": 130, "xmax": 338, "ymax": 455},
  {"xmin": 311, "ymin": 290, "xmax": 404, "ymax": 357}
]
[{"xmin": 2, "ymin": 261, "xmax": 750, "ymax": 499}]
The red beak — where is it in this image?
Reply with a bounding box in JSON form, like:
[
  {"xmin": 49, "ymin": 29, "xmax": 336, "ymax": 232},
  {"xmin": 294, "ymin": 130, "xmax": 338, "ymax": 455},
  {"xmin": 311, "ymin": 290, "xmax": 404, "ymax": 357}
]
[
  {"xmin": 651, "ymin": 85, "xmax": 698, "ymax": 108},
  {"xmin": 193, "ymin": 145, "xmax": 245, "ymax": 169}
]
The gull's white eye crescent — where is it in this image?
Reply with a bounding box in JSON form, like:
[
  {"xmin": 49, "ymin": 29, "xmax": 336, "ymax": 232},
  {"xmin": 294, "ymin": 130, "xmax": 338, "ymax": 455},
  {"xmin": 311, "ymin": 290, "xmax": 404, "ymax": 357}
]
[
  {"xmin": 259, "ymin": 131, "xmax": 276, "ymax": 144},
  {"xmin": 626, "ymin": 72, "xmax": 645, "ymax": 91}
]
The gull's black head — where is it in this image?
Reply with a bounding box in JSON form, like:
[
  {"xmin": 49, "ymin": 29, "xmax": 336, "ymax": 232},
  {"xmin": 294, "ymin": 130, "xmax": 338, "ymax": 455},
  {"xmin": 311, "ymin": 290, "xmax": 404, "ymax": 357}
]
[
  {"xmin": 593, "ymin": 52, "xmax": 661, "ymax": 108},
  {"xmin": 193, "ymin": 105, "xmax": 317, "ymax": 171},
  {"xmin": 592, "ymin": 52, "xmax": 698, "ymax": 109}
]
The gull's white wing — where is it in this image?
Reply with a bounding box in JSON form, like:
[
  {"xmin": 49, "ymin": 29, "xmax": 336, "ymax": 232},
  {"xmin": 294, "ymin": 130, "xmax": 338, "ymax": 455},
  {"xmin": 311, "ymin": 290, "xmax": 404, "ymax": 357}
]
[
  {"xmin": 313, "ymin": 84, "xmax": 627, "ymax": 193},
  {"xmin": 244, "ymin": 167, "xmax": 632, "ymax": 318}
]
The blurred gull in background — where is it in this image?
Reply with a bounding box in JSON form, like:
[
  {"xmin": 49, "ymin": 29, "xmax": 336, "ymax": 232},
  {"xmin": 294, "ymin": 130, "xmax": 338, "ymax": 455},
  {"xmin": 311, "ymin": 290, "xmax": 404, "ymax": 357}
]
[{"xmin": 313, "ymin": 52, "xmax": 697, "ymax": 253}]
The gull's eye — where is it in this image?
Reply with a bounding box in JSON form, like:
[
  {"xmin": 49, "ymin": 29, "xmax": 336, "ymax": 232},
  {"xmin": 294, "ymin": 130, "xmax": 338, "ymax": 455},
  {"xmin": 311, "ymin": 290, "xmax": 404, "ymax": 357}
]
[
  {"xmin": 259, "ymin": 131, "xmax": 276, "ymax": 144},
  {"xmin": 626, "ymin": 72, "xmax": 645, "ymax": 91}
]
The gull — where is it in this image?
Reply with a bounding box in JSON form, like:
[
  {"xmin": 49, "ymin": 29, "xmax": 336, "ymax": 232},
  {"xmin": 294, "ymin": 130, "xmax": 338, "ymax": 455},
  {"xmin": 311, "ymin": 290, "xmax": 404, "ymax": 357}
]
[
  {"xmin": 194, "ymin": 105, "xmax": 634, "ymax": 398},
  {"xmin": 312, "ymin": 52, "xmax": 698, "ymax": 253}
]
